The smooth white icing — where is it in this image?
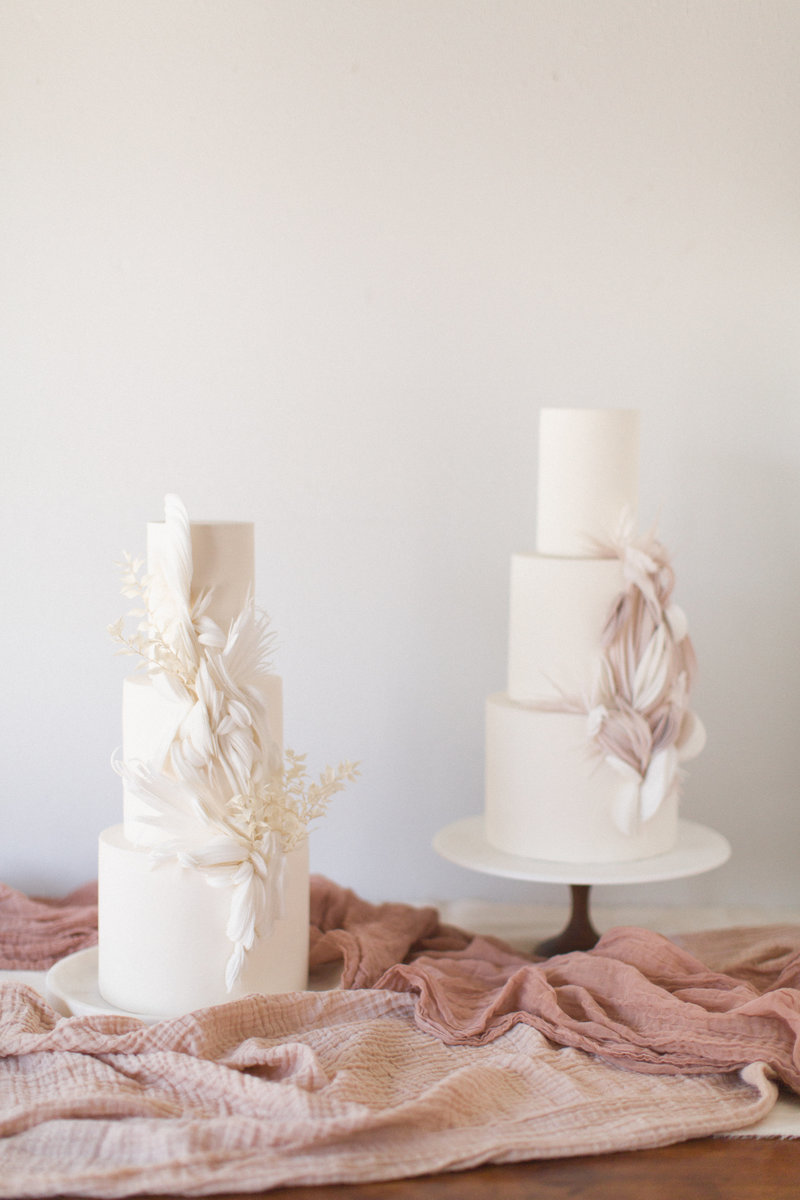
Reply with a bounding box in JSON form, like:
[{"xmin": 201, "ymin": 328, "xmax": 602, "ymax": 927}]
[
  {"xmin": 507, "ymin": 554, "xmax": 624, "ymax": 702},
  {"xmin": 536, "ymin": 408, "xmax": 639, "ymax": 556},
  {"xmin": 98, "ymin": 827, "xmax": 309, "ymax": 1015},
  {"xmin": 484, "ymin": 695, "xmax": 677, "ymax": 862}
]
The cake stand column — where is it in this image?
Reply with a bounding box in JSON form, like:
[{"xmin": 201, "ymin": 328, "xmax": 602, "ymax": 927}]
[{"xmin": 534, "ymin": 884, "xmax": 599, "ymax": 956}]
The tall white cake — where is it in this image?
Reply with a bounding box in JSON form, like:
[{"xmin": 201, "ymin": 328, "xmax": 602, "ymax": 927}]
[
  {"xmin": 484, "ymin": 408, "xmax": 704, "ymax": 864},
  {"xmin": 98, "ymin": 500, "xmax": 310, "ymax": 1017}
]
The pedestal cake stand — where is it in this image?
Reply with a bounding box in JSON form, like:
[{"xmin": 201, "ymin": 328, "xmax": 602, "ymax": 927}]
[{"xmin": 433, "ymin": 817, "xmax": 731, "ymax": 956}]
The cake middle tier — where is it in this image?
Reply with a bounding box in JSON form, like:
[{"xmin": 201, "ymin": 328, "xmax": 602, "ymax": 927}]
[
  {"xmin": 507, "ymin": 554, "xmax": 624, "ymax": 702},
  {"xmin": 122, "ymin": 672, "xmax": 284, "ymax": 846}
]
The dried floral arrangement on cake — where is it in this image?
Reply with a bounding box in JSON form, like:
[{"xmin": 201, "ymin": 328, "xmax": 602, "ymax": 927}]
[
  {"xmin": 109, "ymin": 495, "xmax": 358, "ymax": 989},
  {"xmin": 534, "ymin": 516, "xmax": 705, "ymax": 837}
]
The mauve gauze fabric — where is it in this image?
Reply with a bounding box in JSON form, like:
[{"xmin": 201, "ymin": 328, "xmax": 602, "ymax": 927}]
[
  {"xmin": 0, "ymin": 876, "xmax": 797, "ymax": 1196},
  {"xmin": 0, "ymin": 881, "xmax": 98, "ymax": 970}
]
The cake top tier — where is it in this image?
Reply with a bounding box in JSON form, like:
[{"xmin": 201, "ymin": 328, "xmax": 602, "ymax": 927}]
[
  {"xmin": 536, "ymin": 408, "xmax": 639, "ymax": 557},
  {"xmin": 147, "ymin": 518, "xmax": 254, "ymax": 632}
]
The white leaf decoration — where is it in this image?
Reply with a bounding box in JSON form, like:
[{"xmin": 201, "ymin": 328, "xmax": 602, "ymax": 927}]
[
  {"xmin": 196, "ymin": 616, "xmax": 227, "ymax": 648},
  {"xmin": 631, "ymin": 622, "xmax": 669, "ymax": 711},
  {"xmin": 676, "ymin": 710, "xmax": 707, "ymax": 761},
  {"xmin": 586, "ymin": 705, "xmax": 608, "ymax": 737},
  {"xmin": 665, "ymin": 604, "xmax": 688, "ymax": 643},
  {"xmin": 639, "ymin": 747, "xmax": 678, "ymax": 823},
  {"xmin": 148, "ymin": 495, "xmax": 198, "ymax": 674},
  {"xmin": 224, "ymin": 943, "xmax": 246, "ymax": 994},
  {"xmin": 611, "ymin": 776, "xmax": 642, "ymax": 837}
]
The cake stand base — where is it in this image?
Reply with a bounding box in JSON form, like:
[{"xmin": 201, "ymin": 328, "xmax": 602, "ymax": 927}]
[{"xmin": 433, "ymin": 817, "xmax": 731, "ymax": 958}]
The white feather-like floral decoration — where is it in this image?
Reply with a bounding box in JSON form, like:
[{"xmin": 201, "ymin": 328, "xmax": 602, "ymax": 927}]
[
  {"xmin": 110, "ymin": 495, "xmax": 358, "ymax": 990},
  {"xmin": 532, "ymin": 518, "xmax": 705, "ymax": 836}
]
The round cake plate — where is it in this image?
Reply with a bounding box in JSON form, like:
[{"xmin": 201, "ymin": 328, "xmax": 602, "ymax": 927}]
[
  {"xmin": 46, "ymin": 946, "xmax": 343, "ymax": 1025},
  {"xmin": 433, "ymin": 816, "xmax": 731, "ymax": 956},
  {"xmin": 433, "ymin": 816, "xmax": 730, "ymax": 885}
]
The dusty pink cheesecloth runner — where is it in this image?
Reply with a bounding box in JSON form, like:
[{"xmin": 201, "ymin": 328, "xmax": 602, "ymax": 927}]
[{"xmin": 0, "ymin": 876, "xmax": 797, "ymax": 1196}]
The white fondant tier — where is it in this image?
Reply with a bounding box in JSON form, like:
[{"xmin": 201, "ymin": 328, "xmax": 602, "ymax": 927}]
[
  {"xmin": 121, "ymin": 676, "xmax": 191, "ymax": 843},
  {"xmin": 98, "ymin": 825, "xmax": 309, "ymax": 1016},
  {"xmin": 122, "ymin": 673, "xmax": 284, "ymax": 846},
  {"xmin": 484, "ymin": 695, "xmax": 678, "ymax": 863},
  {"xmin": 536, "ymin": 408, "xmax": 639, "ymax": 557},
  {"xmin": 507, "ymin": 554, "xmax": 624, "ymax": 702},
  {"xmin": 148, "ymin": 520, "xmax": 254, "ymax": 632}
]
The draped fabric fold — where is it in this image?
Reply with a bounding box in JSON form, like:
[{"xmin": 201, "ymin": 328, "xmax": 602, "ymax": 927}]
[
  {"xmin": 1, "ymin": 877, "xmax": 799, "ymax": 1196},
  {"xmin": 377, "ymin": 923, "xmax": 800, "ymax": 1092}
]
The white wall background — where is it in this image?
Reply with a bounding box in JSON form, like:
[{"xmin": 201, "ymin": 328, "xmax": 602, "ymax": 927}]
[{"xmin": 2, "ymin": 0, "xmax": 799, "ymax": 913}]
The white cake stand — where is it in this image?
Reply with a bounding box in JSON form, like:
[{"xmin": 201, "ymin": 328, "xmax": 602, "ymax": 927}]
[
  {"xmin": 45, "ymin": 946, "xmax": 343, "ymax": 1024},
  {"xmin": 433, "ymin": 816, "xmax": 731, "ymax": 956}
]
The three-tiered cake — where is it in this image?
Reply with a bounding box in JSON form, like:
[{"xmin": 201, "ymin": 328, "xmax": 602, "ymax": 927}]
[
  {"xmin": 484, "ymin": 408, "xmax": 705, "ymax": 864},
  {"xmin": 98, "ymin": 499, "xmax": 310, "ymax": 1017}
]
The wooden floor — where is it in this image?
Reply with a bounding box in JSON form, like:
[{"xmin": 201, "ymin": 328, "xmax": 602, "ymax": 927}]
[{"xmin": 138, "ymin": 1137, "xmax": 800, "ymax": 1200}]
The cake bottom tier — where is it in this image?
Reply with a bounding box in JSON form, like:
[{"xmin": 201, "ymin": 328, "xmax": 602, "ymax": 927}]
[
  {"xmin": 98, "ymin": 824, "xmax": 309, "ymax": 1016},
  {"xmin": 485, "ymin": 694, "xmax": 678, "ymax": 863}
]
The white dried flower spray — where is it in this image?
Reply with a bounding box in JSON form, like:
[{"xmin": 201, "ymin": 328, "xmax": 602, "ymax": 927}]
[{"xmin": 110, "ymin": 495, "xmax": 358, "ymax": 990}]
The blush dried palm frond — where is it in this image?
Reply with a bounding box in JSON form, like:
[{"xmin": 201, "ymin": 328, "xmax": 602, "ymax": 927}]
[{"xmin": 529, "ymin": 524, "xmax": 704, "ymax": 834}]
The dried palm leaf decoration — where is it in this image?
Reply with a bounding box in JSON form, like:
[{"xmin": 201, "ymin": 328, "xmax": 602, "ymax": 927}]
[{"xmin": 533, "ymin": 517, "xmax": 705, "ymax": 835}]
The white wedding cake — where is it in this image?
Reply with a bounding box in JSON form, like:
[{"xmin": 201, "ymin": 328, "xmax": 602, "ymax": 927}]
[
  {"xmin": 99, "ymin": 497, "xmax": 355, "ymax": 1017},
  {"xmin": 484, "ymin": 408, "xmax": 705, "ymax": 864}
]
